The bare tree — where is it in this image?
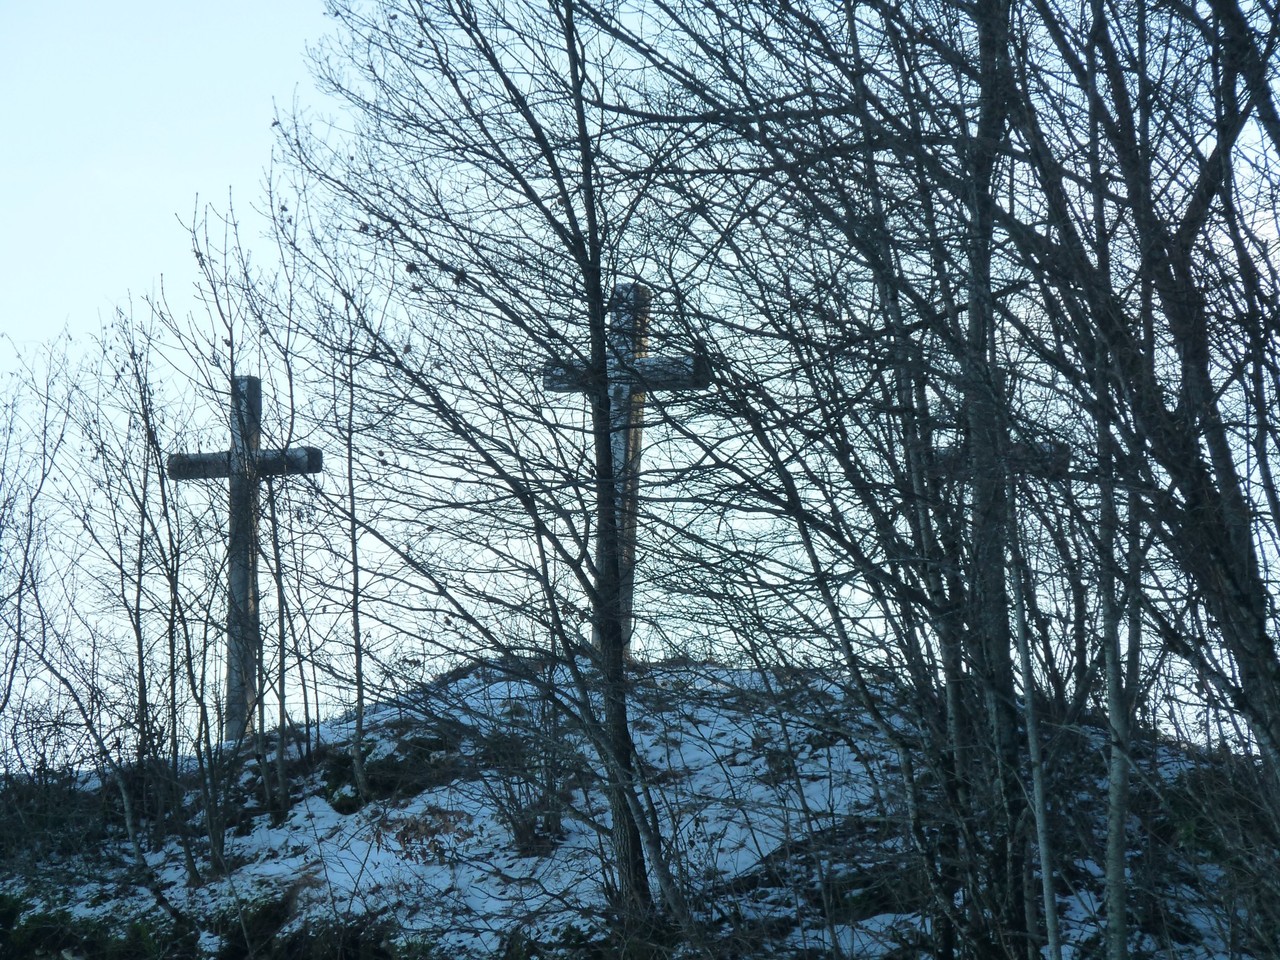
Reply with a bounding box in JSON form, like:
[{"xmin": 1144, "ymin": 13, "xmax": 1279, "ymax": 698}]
[
  {"xmin": 561, "ymin": 0, "xmax": 1280, "ymax": 953},
  {"xmin": 265, "ymin": 0, "xmax": 707, "ymax": 936}
]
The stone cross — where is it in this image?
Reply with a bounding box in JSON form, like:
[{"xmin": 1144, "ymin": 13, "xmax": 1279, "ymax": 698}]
[
  {"xmin": 167, "ymin": 376, "xmax": 322, "ymax": 744},
  {"xmin": 544, "ymin": 283, "xmax": 709, "ymax": 652}
]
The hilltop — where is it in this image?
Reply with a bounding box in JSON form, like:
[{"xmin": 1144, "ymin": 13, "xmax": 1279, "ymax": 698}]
[{"xmin": 0, "ymin": 659, "xmax": 1274, "ymax": 959}]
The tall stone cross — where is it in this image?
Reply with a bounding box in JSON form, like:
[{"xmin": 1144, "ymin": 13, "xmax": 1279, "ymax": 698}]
[
  {"xmin": 544, "ymin": 283, "xmax": 709, "ymax": 652},
  {"xmin": 166, "ymin": 376, "xmax": 322, "ymax": 743}
]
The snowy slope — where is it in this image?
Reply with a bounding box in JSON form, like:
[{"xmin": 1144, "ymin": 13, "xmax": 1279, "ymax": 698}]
[{"xmin": 0, "ymin": 660, "xmax": 1269, "ymax": 958}]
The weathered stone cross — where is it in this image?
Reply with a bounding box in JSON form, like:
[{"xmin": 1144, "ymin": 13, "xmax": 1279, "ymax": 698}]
[
  {"xmin": 544, "ymin": 283, "xmax": 709, "ymax": 652},
  {"xmin": 167, "ymin": 376, "xmax": 322, "ymax": 743}
]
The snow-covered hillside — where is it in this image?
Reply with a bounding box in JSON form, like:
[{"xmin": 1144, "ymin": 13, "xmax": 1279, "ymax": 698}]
[{"xmin": 0, "ymin": 661, "xmax": 1272, "ymax": 958}]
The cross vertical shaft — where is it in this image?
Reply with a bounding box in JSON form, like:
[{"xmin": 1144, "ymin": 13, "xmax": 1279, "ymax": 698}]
[
  {"xmin": 607, "ymin": 284, "xmax": 649, "ymax": 652},
  {"xmin": 226, "ymin": 376, "xmax": 261, "ymax": 745}
]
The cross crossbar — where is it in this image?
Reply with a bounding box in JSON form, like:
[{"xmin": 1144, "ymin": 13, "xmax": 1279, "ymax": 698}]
[
  {"xmin": 167, "ymin": 446, "xmax": 323, "ymax": 481},
  {"xmin": 544, "ymin": 353, "xmax": 710, "ymax": 393}
]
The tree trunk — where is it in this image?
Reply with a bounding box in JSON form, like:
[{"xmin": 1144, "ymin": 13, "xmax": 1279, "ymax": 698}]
[{"xmin": 965, "ymin": 2, "xmax": 1026, "ymax": 950}]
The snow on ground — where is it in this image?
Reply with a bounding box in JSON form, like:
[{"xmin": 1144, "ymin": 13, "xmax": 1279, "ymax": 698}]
[{"xmin": 0, "ymin": 660, "xmax": 1269, "ymax": 958}]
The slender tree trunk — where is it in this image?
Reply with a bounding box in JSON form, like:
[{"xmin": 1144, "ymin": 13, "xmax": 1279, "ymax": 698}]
[
  {"xmin": 346, "ymin": 351, "xmax": 371, "ymax": 801},
  {"xmin": 590, "ymin": 296, "xmax": 652, "ymax": 919},
  {"xmin": 1088, "ymin": 7, "xmax": 1131, "ymax": 952},
  {"xmin": 1010, "ymin": 496, "xmax": 1063, "ymax": 960},
  {"xmin": 264, "ymin": 479, "xmax": 291, "ymax": 817},
  {"xmin": 965, "ymin": 2, "xmax": 1025, "ymax": 950},
  {"xmin": 562, "ymin": 0, "xmax": 652, "ymax": 925},
  {"xmin": 1097, "ymin": 404, "xmax": 1132, "ymax": 960},
  {"xmin": 132, "ymin": 466, "xmax": 151, "ymax": 769}
]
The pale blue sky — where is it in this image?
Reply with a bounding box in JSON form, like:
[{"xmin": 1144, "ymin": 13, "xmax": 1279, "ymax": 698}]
[{"xmin": 0, "ymin": 1, "xmax": 330, "ymax": 366}]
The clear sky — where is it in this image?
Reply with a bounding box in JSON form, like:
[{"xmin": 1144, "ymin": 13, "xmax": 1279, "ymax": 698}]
[{"xmin": 0, "ymin": 1, "xmax": 331, "ymax": 368}]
